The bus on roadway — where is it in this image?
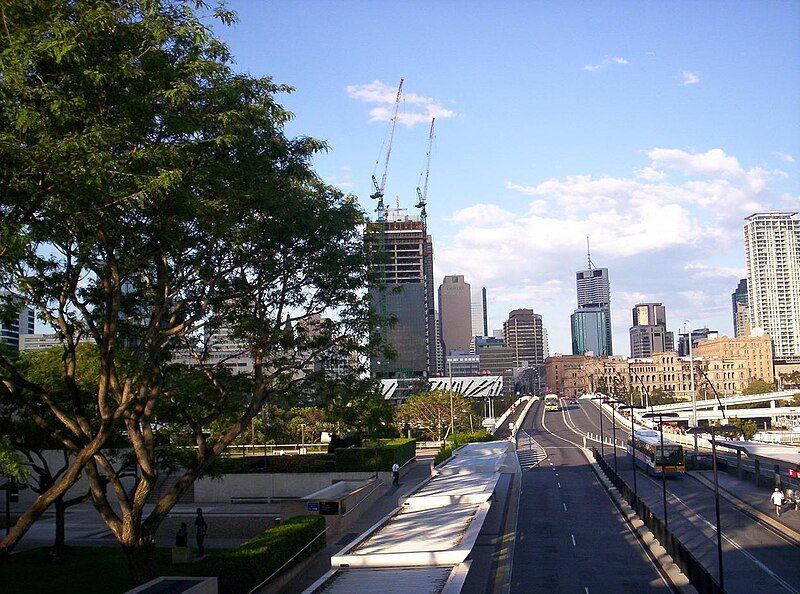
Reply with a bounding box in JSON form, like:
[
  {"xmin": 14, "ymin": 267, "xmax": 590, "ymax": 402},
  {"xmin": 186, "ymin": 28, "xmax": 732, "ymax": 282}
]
[
  {"xmin": 544, "ymin": 394, "xmax": 559, "ymax": 412},
  {"xmin": 628, "ymin": 430, "xmax": 685, "ymax": 477}
]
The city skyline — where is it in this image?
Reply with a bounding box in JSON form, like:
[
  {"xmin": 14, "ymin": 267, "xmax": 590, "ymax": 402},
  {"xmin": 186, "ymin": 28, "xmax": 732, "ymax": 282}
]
[{"xmin": 212, "ymin": 2, "xmax": 800, "ymax": 355}]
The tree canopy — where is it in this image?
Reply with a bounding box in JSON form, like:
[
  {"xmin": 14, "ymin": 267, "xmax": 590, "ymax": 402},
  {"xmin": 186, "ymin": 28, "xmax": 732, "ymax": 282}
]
[{"xmin": 0, "ymin": 0, "xmax": 377, "ymax": 580}]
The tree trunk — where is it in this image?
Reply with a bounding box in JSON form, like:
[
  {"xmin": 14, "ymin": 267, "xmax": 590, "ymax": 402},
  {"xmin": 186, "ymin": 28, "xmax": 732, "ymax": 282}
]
[
  {"xmin": 54, "ymin": 497, "xmax": 65, "ymax": 550},
  {"xmin": 124, "ymin": 535, "xmax": 157, "ymax": 585}
]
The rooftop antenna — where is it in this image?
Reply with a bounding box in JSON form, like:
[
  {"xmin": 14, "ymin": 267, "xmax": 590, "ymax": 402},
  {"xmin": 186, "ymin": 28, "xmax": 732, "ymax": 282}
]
[{"xmin": 587, "ymin": 236, "xmax": 595, "ymax": 270}]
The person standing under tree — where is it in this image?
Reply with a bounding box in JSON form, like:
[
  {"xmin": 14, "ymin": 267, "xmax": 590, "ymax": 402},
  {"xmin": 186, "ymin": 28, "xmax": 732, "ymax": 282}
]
[
  {"xmin": 771, "ymin": 487, "xmax": 785, "ymax": 516},
  {"xmin": 194, "ymin": 508, "xmax": 208, "ymax": 556},
  {"xmin": 392, "ymin": 461, "xmax": 400, "ymax": 486}
]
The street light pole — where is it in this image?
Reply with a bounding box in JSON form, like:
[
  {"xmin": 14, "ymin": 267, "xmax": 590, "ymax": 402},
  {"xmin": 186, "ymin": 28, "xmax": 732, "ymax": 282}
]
[
  {"xmin": 643, "ymin": 411, "xmax": 679, "ymax": 530},
  {"xmin": 590, "ymin": 394, "xmax": 605, "ymax": 458},
  {"xmin": 686, "ymin": 321, "xmax": 698, "ymax": 455},
  {"xmin": 448, "ymin": 359, "xmax": 455, "ymax": 437},
  {"xmin": 605, "ymin": 398, "xmax": 619, "ymax": 472},
  {"xmin": 687, "ymin": 423, "xmax": 738, "ymax": 591},
  {"xmin": 619, "ymin": 404, "xmax": 644, "ymax": 499}
]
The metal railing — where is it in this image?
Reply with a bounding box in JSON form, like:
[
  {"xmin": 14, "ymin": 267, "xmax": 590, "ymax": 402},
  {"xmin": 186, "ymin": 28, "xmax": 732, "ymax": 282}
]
[{"xmin": 592, "ymin": 448, "xmax": 723, "ymax": 594}]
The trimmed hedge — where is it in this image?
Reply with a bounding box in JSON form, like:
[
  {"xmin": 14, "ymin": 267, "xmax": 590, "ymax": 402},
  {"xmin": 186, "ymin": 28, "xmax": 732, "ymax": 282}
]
[
  {"xmin": 334, "ymin": 438, "xmax": 416, "ymax": 472},
  {"xmin": 435, "ymin": 430, "xmax": 497, "ymax": 466},
  {"xmin": 212, "ymin": 454, "xmax": 336, "ymax": 474},
  {"xmin": 451, "ymin": 430, "xmax": 495, "ymax": 446},
  {"xmin": 194, "ymin": 515, "xmax": 326, "ymax": 593}
]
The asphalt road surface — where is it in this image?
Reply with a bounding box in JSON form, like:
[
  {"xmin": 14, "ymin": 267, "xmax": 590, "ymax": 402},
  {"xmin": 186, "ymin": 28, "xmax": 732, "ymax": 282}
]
[
  {"xmin": 510, "ymin": 397, "xmax": 673, "ymax": 593},
  {"xmin": 559, "ymin": 399, "xmax": 800, "ymax": 594}
]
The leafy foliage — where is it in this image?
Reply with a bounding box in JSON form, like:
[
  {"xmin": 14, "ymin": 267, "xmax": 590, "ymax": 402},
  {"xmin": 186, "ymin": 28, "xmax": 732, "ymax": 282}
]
[
  {"xmin": 396, "ymin": 390, "xmax": 474, "ymax": 441},
  {"xmin": 0, "ymin": 0, "xmax": 375, "ymax": 580}
]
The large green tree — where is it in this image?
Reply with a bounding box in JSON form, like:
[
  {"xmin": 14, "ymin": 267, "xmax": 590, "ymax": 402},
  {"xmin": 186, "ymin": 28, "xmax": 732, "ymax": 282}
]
[
  {"xmin": 397, "ymin": 390, "xmax": 474, "ymax": 442},
  {"xmin": 0, "ymin": 0, "xmax": 374, "ymax": 581}
]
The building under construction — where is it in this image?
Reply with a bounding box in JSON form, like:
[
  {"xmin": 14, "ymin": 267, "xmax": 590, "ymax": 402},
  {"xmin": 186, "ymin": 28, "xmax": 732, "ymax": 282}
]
[{"xmin": 367, "ymin": 215, "xmax": 435, "ymax": 378}]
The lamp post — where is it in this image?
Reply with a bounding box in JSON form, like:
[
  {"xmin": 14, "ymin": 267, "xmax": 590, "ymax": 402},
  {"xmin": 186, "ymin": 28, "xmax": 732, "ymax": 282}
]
[
  {"xmin": 685, "ymin": 320, "xmax": 698, "ymax": 455},
  {"xmin": 618, "ymin": 404, "xmax": 645, "ymax": 498},
  {"xmin": 687, "ymin": 424, "xmax": 738, "ymax": 592},
  {"xmin": 604, "ymin": 398, "xmax": 620, "ymax": 472},
  {"xmin": 448, "ymin": 359, "xmax": 455, "ymax": 437},
  {"xmin": 642, "ymin": 411, "xmax": 679, "ymax": 529},
  {"xmin": 589, "ymin": 393, "xmax": 606, "ymax": 458}
]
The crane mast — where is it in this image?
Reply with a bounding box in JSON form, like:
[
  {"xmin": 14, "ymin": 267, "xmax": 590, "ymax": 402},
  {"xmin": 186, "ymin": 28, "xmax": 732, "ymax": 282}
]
[
  {"xmin": 416, "ymin": 117, "xmax": 435, "ymax": 226},
  {"xmin": 371, "ymin": 78, "xmax": 404, "ymax": 222},
  {"xmin": 416, "ymin": 118, "xmax": 435, "ymax": 376}
]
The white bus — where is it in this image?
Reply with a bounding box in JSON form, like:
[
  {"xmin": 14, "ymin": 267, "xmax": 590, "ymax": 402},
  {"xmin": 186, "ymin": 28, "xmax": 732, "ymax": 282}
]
[{"xmin": 628, "ymin": 429, "xmax": 685, "ymax": 477}]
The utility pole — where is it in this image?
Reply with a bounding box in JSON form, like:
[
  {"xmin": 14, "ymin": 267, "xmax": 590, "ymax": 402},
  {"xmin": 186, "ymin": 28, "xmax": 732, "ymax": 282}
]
[{"xmin": 687, "ymin": 321, "xmax": 698, "ymax": 454}]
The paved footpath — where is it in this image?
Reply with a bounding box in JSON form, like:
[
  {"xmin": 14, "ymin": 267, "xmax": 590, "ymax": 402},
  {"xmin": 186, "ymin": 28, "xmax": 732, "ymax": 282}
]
[
  {"xmin": 693, "ymin": 468, "xmax": 800, "ymax": 542},
  {"xmin": 271, "ymin": 453, "xmax": 436, "ymax": 594}
]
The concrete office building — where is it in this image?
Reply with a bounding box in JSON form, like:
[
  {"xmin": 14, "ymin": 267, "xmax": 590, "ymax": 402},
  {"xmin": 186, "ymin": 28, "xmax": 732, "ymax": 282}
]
[
  {"xmin": 19, "ymin": 333, "xmax": 61, "ymax": 352},
  {"xmin": 438, "ymin": 275, "xmax": 472, "ymax": 356},
  {"xmin": 470, "ymin": 287, "xmax": 488, "ymax": 338},
  {"xmin": 503, "ymin": 308, "xmax": 546, "ymax": 393},
  {"xmin": 367, "ymin": 217, "xmax": 435, "ymax": 377},
  {"xmin": 477, "ymin": 344, "xmax": 515, "ymax": 396},
  {"xmin": 677, "ymin": 327, "xmax": 719, "ymax": 357},
  {"xmin": 732, "ymin": 278, "xmax": 750, "ymax": 338},
  {"xmin": 744, "ymin": 212, "xmax": 800, "ymax": 360},
  {"xmin": 0, "ymin": 300, "xmax": 34, "ymax": 353},
  {"xmin": 445, "ymin": 353, "xmax": 480, "ymax": 376},
  {"xmin": 629, "ymin": 303, "xmax": 674, "ymax": 358},
  {"xmin": 571, "ymin": 263, "xmax": 613, "ymax": 356}
]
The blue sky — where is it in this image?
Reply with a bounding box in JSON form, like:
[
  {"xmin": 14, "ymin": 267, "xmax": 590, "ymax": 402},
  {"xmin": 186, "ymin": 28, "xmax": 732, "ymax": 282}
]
[{"xmin": 213, "ymin": 1, "xmax": 800, "ymax": 355}]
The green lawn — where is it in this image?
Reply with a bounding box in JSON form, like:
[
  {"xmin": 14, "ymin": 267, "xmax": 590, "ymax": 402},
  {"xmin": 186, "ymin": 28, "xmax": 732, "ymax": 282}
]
[
  {"xmin": 0, "ymin": 547, "xmax": 181, "ymax": 593},
  {"xmin": 0, "ymin": 516, "xmax": 325, "ymax": 593}
]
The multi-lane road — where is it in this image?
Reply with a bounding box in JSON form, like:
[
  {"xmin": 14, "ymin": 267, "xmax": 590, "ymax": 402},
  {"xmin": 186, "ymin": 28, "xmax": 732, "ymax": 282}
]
[{"xmin": 510, "ymin": 397, "xmax": 800, "ymax": 593}]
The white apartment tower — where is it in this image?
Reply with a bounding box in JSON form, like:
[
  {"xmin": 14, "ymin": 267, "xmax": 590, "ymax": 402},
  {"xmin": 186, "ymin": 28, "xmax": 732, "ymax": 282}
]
[{"xmin": 744, "ymin": 212, "xmax": 800, "ymax": 360}]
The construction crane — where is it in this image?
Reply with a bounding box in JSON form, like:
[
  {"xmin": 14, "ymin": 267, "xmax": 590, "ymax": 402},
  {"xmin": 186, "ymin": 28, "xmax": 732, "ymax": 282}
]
[
  {"xmin": 416, "ymin": 117, "xmax": 435, "ymax": 225},
  {"xmin": 416, "ymin": 118, "xmax": 435, "ymax": 376},
  {"xmin": 369, "ymin": 79, "xmax": 403, "ymax": 374},
  {"xmin": 371, "ymin": 79, "xmax": 404, "ymax": 221}
]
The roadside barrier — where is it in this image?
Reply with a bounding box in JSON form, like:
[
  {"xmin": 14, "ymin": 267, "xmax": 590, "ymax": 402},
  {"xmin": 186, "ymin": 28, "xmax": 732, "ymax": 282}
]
[{"xmin": 592, "ymin": 448, "xmax": 723, "ymax": 594}]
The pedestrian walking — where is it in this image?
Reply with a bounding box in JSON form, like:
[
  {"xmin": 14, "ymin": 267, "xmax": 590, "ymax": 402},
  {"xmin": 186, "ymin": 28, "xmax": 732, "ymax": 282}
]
[
  {"xmin": 771, "ymin": 487, "xmax": 785, "ymax": 517},
  {"xmin": 194, "ymin": 508, "xmax": 208, "ymax": 556},
  {"xmin": 391, "ymin": 461, "xmax": 400, "ymax": 486}
]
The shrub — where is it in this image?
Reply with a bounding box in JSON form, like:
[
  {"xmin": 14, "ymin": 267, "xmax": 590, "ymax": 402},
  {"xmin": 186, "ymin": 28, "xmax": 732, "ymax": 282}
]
[
  {"xmin": 210, "ymin": 454, "xmax": 336, "ymax": 474},
  {"xmin": 451, "ymin": 430, "xmax": 495, "ymax": 447},
  {"xmin": 334, "ymin": 438, "xmax": 416, "ymax": 472},
  {"xmin": 197, "ymin": 515, "xmax": 326, "ymax": 593},
  {"xmin": 434, "ymin": 446, "xmax": 455, "ymax": 466}
]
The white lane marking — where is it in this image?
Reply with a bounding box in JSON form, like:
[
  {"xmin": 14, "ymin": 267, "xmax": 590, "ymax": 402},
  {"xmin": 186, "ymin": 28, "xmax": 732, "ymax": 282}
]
[
  {"xmin": 558, "ymin": 482, "xmax": 561, "ymax": 488},
  {"xmin": 571, "ymin": 534, "xmax": 576, "ymax": 546},
  {"xmin": 563, "ymin": 503, "xmax": 568, "ymax": 512},
  {"xmin": 585, "ymin": 588, "xmax": 589, "ymax": 594},
  {"xmin": 642, "ymin": 475, "xmax": 800, "ymax": 594},
  {"xmin": 540, "ymin": 398, "xmax": 671, "ymax": 591}
]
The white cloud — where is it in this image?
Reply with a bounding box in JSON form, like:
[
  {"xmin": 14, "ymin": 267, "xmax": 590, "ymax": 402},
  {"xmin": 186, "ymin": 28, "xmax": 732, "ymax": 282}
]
[
  {"xmin": 346, "ymin": 80, "xmax": 456, "ymax": 127},
  {"xmin": 583, "ymin": 56, "xmax": 629, "ymax": 72},
  {"xmin": 681, "ymin": 71, "xmax": 700, "ymax": 85},
  {"xmin": 635, "ymin": 166, "xmax": 668, "ymax": 181},
  {"xmin": 772, "ymin": 151, "xmax": 795, "ymax": 163},
  {"xmin": 647, "ymin": 147, "xmax": 743, "ymax": 177}
]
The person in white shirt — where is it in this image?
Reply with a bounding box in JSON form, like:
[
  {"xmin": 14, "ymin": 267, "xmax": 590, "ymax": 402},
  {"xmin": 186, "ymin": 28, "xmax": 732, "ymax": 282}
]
[
  {"xmin": 771, "ymin": 487, "xmax": 785, "ymax": 516},
  {"xmin": 391, "ymin": 462, "xmax": 400, "ymax": 486}
]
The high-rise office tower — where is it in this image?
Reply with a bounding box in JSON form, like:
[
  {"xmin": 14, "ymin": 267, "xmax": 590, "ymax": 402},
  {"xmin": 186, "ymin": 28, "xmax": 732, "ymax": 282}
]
[
  {"xmin": 503, "ymin": 308, "xmax": 545, "ymax": 392},
  {"xmin": 438, "ymin": 275, "xmax": 472, "ymax": 355},
  {"xmin": 570, "ymin": 247, "xmax": 613, "ymax": 356},
  {"xmin": 677, "ymin": 327, "xmax": 718, "ymax": 356},
  {"xmin": 470, "ymin": 287, "xmax": 488, "ymax": 339},
  {"xmin": 0, "ymin": 293, "xmax": 34, "ymax": 353},
  {"xmin": 367, "ymin": 216, "xmax": 436, "ymax": 378},
  {"xmin": 629, "ymin": 303, "xmax": 674, "ymax": 358},
  {"xmin": 731, "ymin": 278, "xmax": 750, "ymax": 338},
  {"xmin": 744, "ymin": 212, "xmax": 800, "ymax": 360}
]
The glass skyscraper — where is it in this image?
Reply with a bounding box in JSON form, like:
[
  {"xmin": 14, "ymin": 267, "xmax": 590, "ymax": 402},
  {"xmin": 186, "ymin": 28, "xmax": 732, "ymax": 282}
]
[{"xmin": 571, "ymin": 266, "xmax": 613, "ymax": 356}]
